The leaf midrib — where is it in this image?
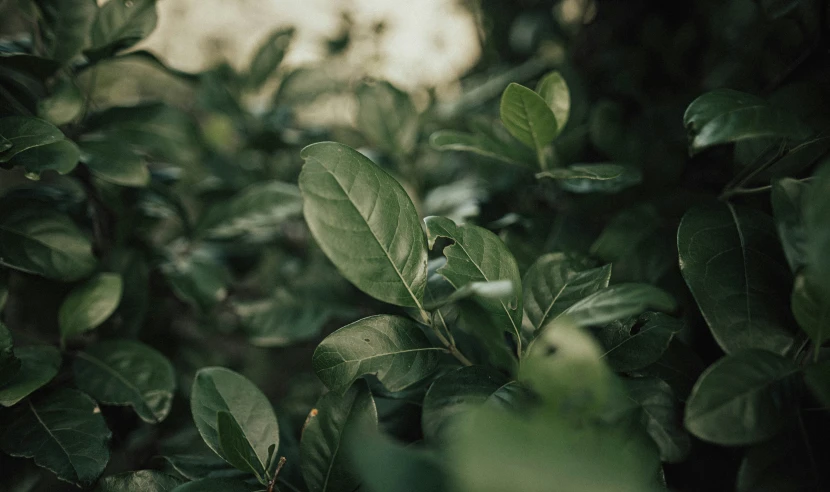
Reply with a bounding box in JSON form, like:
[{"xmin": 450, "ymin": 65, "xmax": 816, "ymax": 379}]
[
  {"xmin": 28, "ymin": 400, "xmax": 78, "ymax": 482},
  {"xmin": 687, "ymin": 366, "xmax": 800, "ymax": 422},
  {"xmin": 77, "ymin": 351, "xmax": 156, "ymax": 421}
]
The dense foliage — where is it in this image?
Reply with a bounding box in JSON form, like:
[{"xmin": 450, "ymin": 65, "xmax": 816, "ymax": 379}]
[{"xmin": 1, "ymin": 0, "xmax": 829, "ymax": 491}]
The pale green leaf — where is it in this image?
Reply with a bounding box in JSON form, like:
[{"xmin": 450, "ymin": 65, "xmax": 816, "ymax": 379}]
[
  {"xmin": 499, "ymin": 83, "xmax": 558, "ymax": 154},
  {"xmin": 535, "ymin": 71, "xmax": 570, "ymax": 133},
  {"xmin": 59, "ymin": 273, "xmax": 123, "ymax": 341},
  {"xmin": 96, "ymin": 470, "xmax": 184, "ymax": 492},
  {"xmin": 537, "ymin": 163, "xmax": 642, "ymax": 193},
  {"xmin": 563, "ymin": 284, "xmax": 676, "ymax": 327}
]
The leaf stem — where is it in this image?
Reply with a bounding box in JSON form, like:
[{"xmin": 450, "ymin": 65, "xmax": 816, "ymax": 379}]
[
  {"xmin": 267, "ymin": 456, "xmax": 287, "ymax": 492},
  {"xmin": 422, "ymin": 308, "xmax": 473, "ymax": 366}
]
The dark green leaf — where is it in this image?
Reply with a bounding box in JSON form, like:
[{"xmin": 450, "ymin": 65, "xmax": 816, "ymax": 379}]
[
  {"xmin": 96, "ymin": 470, "xmax": 184, "ymax": 492},
  {"xmin": 33, "ymin": 0, "xmax": 98, "ymax": 64},
  {"xmin": 771, "ymin": 178, "xmax": 808, "ymax": 273},
  {"xmin": 0, "ymin": 116, "xmax": 65, "ymax": 161},
  {"xmin": 171, "ymin": 478, "xmax": 257, "ymax": 492},
  {"xmin": 757, "ymin": 0, "xmax": 804, "ymax": 19},
  {"xmin": 0, "ymin": 346, "xmax": 61, "ymax": 407},
  {"xmin": 683, "ymin": 89, "xmax": 811, "ymax": 154},
  {"xmin": 37, "ymin": 80, "xmax": 83, "ymax": 126},
  {"xmin": 425, "ymin": 216, "xmax": 523, "ymax": 348},
  {"xmin": 190, "ymin": 367, "xmax": 279, "ymax": 470},
  {"xmin": 5, "ymin": 138, "xmax": 80, "ymax": 177},
  {"xmin": 684, "ymin": 350, "xmax": 801, "ymax": 445},
  {"xmin": 313, "ymin": 315, "xmax": 441, "ymax": 393},
  {"xmin": 299, "ymin": 142, "xmax": 428, "ymax": 307},
  {"xmin": 247, "ymin": 28, "xmax": 294, "ymax": 89},
  {"xmin": 791, "ymin": 274, "xmax": 830, "ymax": 347},
  {"xmin": 87, "ymin": 0, "xmax": 158, "ymax": 61},
  {"xmin": 161, "ymin": 246, "xmax": 228, "ymax": 312},
  {"xmin": 537, "ymin": 163, "xmax": 642, "ymax": 193},
  {"xmin": 0, "ymin": 322, "xmax": 20, "ymax": 386},
  {"xmin": 349, "ymin": 430, "xmax": 448, "ymax": 492},
  {"xmin": 0, "ymin": 389, "xmax": 110, "ymax": 487},
  {"xmin": 736, "ymin": 429, "xmax": 822, "ymax": 492},
  {"xmin": 596, "ymin": 312, "xmax": 683, "ymax": 373},
  {"xmin": 79, "ymin": 140, "xmax": 150, "ymax": 187},
  {"xmin": 522, "ymin": 253, "xmax": 611, "ymax": 335},
  {"xmin": 73, "ymin": 340, "xmax": 176, "ymax": 423},
  {"xmin": 217, "ymin": 411, "xmax": 266, "ymax": 481},
  {"xmin": 804, "ymin": 163, "xmax": 830, "ymax": 302},
  {"xmin": 422, "ymin": 365, "xmax": 511, "ymax": 444},
  {"xmin": 300, "ymin": 379, "xmax": 378, "ymax": 492},
  {"xmin": 356, "ymin": 81, "xmax": 418, "ymax": 155},
  {"xmin": 429, "ymin": 130, "xmax": 535, "ymax": 168},
  {"xmin": 237, "ymin": 292, "xmax": 342, "ymax": 348},
  {"xmin": 636, "ymin": 340, "xmax": 705, "ymax": 401},
  {"xmin": 563, "ymin": 284, "xmax": 676, "ymax": 327},
  {"xmin": 678, "ymin": 204, "xmax": 796, "ymax": 354},
  {"xmin": 804, "ymin": 360, "xmax": 830, "ymax": 406},
  {"xmin": 535, "ymin": 71, "xmax": 570, "ymax": 134},
  {"xmin": 0, "ymin": 134, "xmax": 10, "ymax": 152},
  {"xmin": 59, "ymin": 273, "xmax": 123, "ymax": 341},
  {"xmin": 625, "ymin": 377, "xmax": 691, "ymax": 463},
  {"xmin": 199, "ymin": 181, "xmax": 302, "ymax": 242},
  {"xmin": 499, "ymin": 83, "xmax": 558, "ymax": 154}
]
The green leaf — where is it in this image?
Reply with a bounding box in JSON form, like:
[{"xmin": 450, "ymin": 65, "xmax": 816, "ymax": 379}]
[
  {"xmin": 161, "ymin": 245, "xmax": 228, "ymax": 312},
  {"xmin": 804, "ymin": 360, "xmax": 830, "ymax": 406},
  {"xmin": 247, "ymin": 28, "xmax": 294, "ymax": 89},
  {"xmin": 0, "ymin": 389, "xmax": 111, "ymax": 487},
  {"xmin": 684, "ymin": 350, "xmax": 801, "ymax": 445},
  {"xmin": 171, "ymin": 478, "xmax": 257, "ymax": 492},
  {"xmin": 522, "ymin": 253, "xmax": 611, "ymax": 335},
  {"xmin": 422, "ymin": 365, "xmax": 511, "ymax": 444},
  {"xmin": 356, "ymin": 81, "xmax": 418, "ymax": 155},
  {"xmin": 37, "ymin": 79, "xmax": 83, "ymax": 126},
  {"xmin": 59, "ymin": 273, "xmax": 123, "ymax": 341},
  {"xmin": 0, "ymin": 116, "xmax": 65, "ymax": 161},
  {"xmin": 0, "ymin": 134, "xmax": 10, "ymax": 152},
  {"xmin": 87, "ymin": 0, "xmax": 158, "ymax": 61},
  {"xmin": 299, "ymin": 142, "xmax": 428, "ymax": 307},
  {"xmin": 199, "ymin": 181, "xmax": 303, "ymax": 242},
  {"xmin": 300, "ymin": 379, "xmax": 378, "ymax": 492},
  {"xmin": 96, "ymin": 470, "xmax": 184, "ymax": 492},
  {"xmin": 429, "ymin": 130, "xmax": 535, "ymax": 168},
  {"xmin": 312, "ymin": 315, "xmax": 442, "ymax": 393},
  {"xmin": 80, "ymin": 140, "xmax": 150, "ymax": 187},
  {"xmin": 596, "ymin": 312, "xmax": 683, "ymax": 373},
  {"xmin": 424, "ymin": 216, "xmax": 523, "ymax": 348},
  {"xmin": 804, "ymin": 163, "xmax": 830, "ymax": 301},
  {"xmin": 736, "ymin": 429, "xmax": 821, "ymax": 492},
  {"xmin": 190, "ymin": 367, "xmax": 279, "ymax": 471},
  {"xmin": 537, "ymin": 163, "xmax": 642, "ymax": 193},
  {"xmin": 678, "ymin": 204, "xmax": 796, "ymax": 354},
  {"xmin": 0, "ymin": 210, "xmax": 95, "ymax": 281},
  {"xmin": 217, "ymin": 411, "xmax": 266, "ymax": 481},
  {"xmin": 33, "ymin": 0, "xmax": 98, "ymax": 64},
  {"xmin": 563, "ymin": 284, "xmax": 676, "ymax": 327},
  {"xmin": 449, "ymin": 405, "xmax": 662, "ymax": 492},
  {"xmin": 0, "ymin": 322, "xmax": 20, "ymax": 386},
  {"xmin": 791, "ymin": 274, "xmax": 830, "ymax": 347},
  {"xmin": 348, "ymin": 430, "xmax": 447, "ymax": 492},
  {"xmin": 636, "ymin": 340, "xmax": 705, "ymax": 401},
  {"xmin": 499, "ymin": 83, "xmax": 558, "ymax": 155},
  {"xmin": 0, "ymin": 346, "xmax": 61, "ymax": 407},
  {"xmin": 237, "ymin": 294, "xmax": 335, "ymax": 348},
  {"xmin": 73, "ymin": 340, "xmax": 176, "ymax": 423},
  {"xmin": 535, "ymin": 71, "xmax": 571, "ymax": 134},
  {"xmin": 625, "ymin": 377, "xmax": 691, "ymax": 463},
  {"xmin": 4, "ymin": 137, "xmax": 80, "ymax": 177},
  {"xmin": 770, "ymin": 178, "xmax": 808, "ymax": 273},
  {"xmin": 683, "ymin": 89, "xmax": 811, "ymax": 154}
]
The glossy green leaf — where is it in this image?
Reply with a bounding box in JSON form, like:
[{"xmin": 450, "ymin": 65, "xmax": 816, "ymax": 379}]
[
  {"xmin": 33, "ymin": 0, "xmax": 98, "ymax": 63},
  {"xmin": 199, "ymin": 181, "xmax": 302, "ymax": 242},
  {"xmin": 0, "ymin": 322, "xmax": 20, "ymax": 386},
  {"xmin": 596, "ymin": 312, "xmax": 683, "ymax": 373},
  {"xmin": 0, "ymin": 346, "xmax": 61, "ymax": 407},
  {"xmin": 237, "ymin": 294, "xmax": 334, "ymax": 348},
  {"xmin": 684, "ymin": 350, "xmax": 801, "ymax": 445},
  {"xmin": 422, "ymin": 365, "xmax": 511, "ymax": 444},
  {"xmin": 535, "ymin": 71, "xmax": 570, "ymax": 134},
  {"xmin": 247, "ymin": 28, "xmax": 294, "ymax": 89},
  {"xmin": 537, "ymin": 163, "xmax": 642, "ymax": 193},
  {"xmin": 0, "ymin": 210, "xmax": 95, "ymax": 281},
  {"xmin": 87, "ymin": 0, "xmax": 158, "ymax": 61},
  {"xmin": 683, "ymin": 89, "xmax": 811, "ymax": 154},
  {"xmin": 171, "ymin": 478, "xmax": 257, "ymax": 492},
  {"xmin": 300, "ymin": 379, "xmax": 378, "ymax": 492},
  {"xmin": 59, "ymin": 273, "xmax": 123, "ymax": 341},
  {"xmin": 349, "ymin": 430, "xmax": 447, "ymax": 492},
  {"xmin": 161, "ymin": 245, "xmax": 228, "ymax": 312},
  {"xmin": 5, "ymin": 137, "xmax": 80, "ymax": 176},
  {"xmin": 625, "ymin": 377, "xmax": 691, "ymax": 463},
  {"xmin": 217, "ymin": 411, "xmax": 266, "ymax": 481},
  {"xmin": 313, "ymin": 315, "xmax": 442, "ymax": 393},
  {"xmin": 357, "ymin": 81, "xmax": 418, "ymax": 155},
  {"xmin": 299, "ymin": 142, "xmax": 428, "ymax": 307},
  {"xmin": 0, "ymin": 116, "xmax": 64, "ymax": 161},
  {"xmin": 450, "ymin": 405, "xmax": 662, "ymax": 492},
  {"xmin": 499, "ymin": 83, "xmax": 558, "ymax": 154},
  {"xmin": 563, "ymin": 283, "xmax": 676, "ymax": 327},
  {"xmin": 425, "ymin": 216, "xmax": 523, "ymax": 347},
  {"xmin": 73, "ymin": 340, "xmax": 176, "ymax": 423},
  {"xmin": 429, "ymin": 130, "xmax": 535, "ymax": 168},
  {"xmin": 96, "ymin": 470, "xmax": 184, "ymax": 492},
  {"xmin": 37, "ymin": 80, "xmax": 83, "ymax": 126},
  {"xmin": 678, "ymin": 204, "xmax": 796, "ymax": 354},
  {"xmin": 80, "ymin": 140, "xmax": 150, "ymax": 187},
  {"xmin": 791, "ymin": 274, "xmax": 830, "ymax": 347},
  {"xmin": 190, "ymin": 367, "xmax": 279, "ymax": 471},
  {"xmin": 770, "ymin": 177, "xmax": 808, "ymax": 273},
  {"xmin": 0, "ymin": 389, "xmax": 111, "ymax": 487},
  {"xmin": 522, "ymin": 253, "xmax": 611, "ymax": 335}
]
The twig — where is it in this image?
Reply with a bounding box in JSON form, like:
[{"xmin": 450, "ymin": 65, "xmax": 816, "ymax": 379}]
[{"xmin": 267, "ymin": 457, "xmax": 287, "ymax": 492}]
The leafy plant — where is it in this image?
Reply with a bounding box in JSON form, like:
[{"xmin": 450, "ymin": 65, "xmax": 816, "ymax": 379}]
[{"xmin": 1, "ymin": 0, "xmax": 830, "ymax": 491}]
